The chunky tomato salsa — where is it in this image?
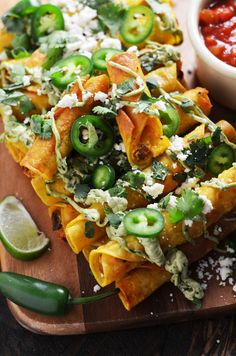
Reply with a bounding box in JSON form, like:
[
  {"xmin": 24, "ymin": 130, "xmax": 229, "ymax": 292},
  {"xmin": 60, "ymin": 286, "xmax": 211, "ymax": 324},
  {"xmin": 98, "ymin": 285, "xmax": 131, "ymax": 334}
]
[{"xmin": 199, "ymin": 0, "xmax": 236, "ymax": 67}]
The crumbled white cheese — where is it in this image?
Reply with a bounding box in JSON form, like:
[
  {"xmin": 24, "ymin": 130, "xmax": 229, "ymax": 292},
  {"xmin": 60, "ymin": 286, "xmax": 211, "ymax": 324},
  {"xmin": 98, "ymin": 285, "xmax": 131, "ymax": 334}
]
[
  {"xmin": 57, "ymin": 93, "xmax": 79, "ymax": 108},
  {"xmin": 155, "ymin": 100, "xmax": 167, "ymax": 112},
  {"xmin": 127, "ymin": 46, "xmax": 138, "ymax": 54},
  {"xmin": 143, "ymin": 171, "xmax": 154, "ymax": 186},
  {"xmin": 82, "ymin": 91, "xmax": 93, "ymax": 102},
  {"xmin": 100, "ymin": 38, "xmax": 122, "ymax": 50},
  {"xmin": 93, "ymin": 284, "xmax": 101, "ymax": 293},
  {"xmin": 136, "ymin": 76, "xmax": 144, "ymax": 87},
  {"xmin": 199, "ymin": 194, "xmax": 213, "ymax": 214},
  {"xmin": 168, "ymin": 195, "xmax": 177, "ymax": 208},
  {"xmin": 22, "ymin": 75, "xmax": 31, "ymax": 86},
  {"xmin": 175, "ymin": 177, "xmax": 199, "ymax": 195},
  {"xmin": 217, "ymin": 257, "xmax": 235, "ymax": 281},
  {"xmin": 147, "ymin": 203, "xmax": 159, "ymax": 209},
  {"xmin": 177, "ymin": 152, "xmax": 188, "ymax": 161},
  {"xmin": 0, "ymin": 51, "xmax": 7, "ymax": 61},
  {"xmin": 184, "ymin": 219, "xmax": 193, "ymax": 227},
  {"xmin": 86, "ymin": 189, "xmax": 128, "ymax": 213},
  {"xmin": 169, "ymin": 135, "xmax": 184, "ymax": 153},
  {"xmin": 114, "ymin": 142, "xmax": 126, "ymax": 153},
  {"xmin": 142, "ymin": 183, "xmax": 164, "ymax": 199},
  {"xmin": 94, "ymin": 91, "xmax": 108, "ymax": 103},
  {"xmin": 213, "ymin": 225, "xmax": 223, "ymax": 236}
]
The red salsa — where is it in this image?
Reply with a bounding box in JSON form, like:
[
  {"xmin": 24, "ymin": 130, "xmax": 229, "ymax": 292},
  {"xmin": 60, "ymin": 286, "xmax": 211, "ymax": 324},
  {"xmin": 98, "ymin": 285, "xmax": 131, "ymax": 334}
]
[{"xmin": 199, "ymin": 0, "xmax": 236, "ymax": 67}]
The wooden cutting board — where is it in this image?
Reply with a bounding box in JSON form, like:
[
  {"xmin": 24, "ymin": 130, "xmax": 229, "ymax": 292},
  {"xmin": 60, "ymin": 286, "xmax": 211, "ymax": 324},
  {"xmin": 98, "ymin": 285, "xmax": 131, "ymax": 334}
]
[{"xmin": 0, "ymin": 1, "xmax": 236, "ymax": 335}]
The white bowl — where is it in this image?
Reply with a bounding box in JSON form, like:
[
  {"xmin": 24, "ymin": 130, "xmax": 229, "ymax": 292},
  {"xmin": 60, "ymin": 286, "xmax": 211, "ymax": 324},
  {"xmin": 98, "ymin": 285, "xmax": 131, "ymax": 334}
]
[{"xmin": 187, "ymin": 0, "xmax": 236, "ymax": 110}]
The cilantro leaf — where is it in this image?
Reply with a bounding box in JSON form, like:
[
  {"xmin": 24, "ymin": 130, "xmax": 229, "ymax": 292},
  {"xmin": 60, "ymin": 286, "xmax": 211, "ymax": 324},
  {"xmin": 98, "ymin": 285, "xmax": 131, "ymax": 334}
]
[
  {"xmin": 169, "ymin": 189, "xmax": 204, "ymax": 224},
  {"xmin": 81, "ymin": 0, "xmax": 107, "ymax": 9},
  {"xmin": 151, "ymin": 160, "xmax": 168, "ymax": 181},
  {"xmin": 122, "ymin": 171, "xmax": 145, "ymax": 189},
  {"xmin": 30, "ymin": 115, "xmax": 52, "ymax": 140},
  {"xmin": 116, "ymin": 77, "xmax": 136, "ymax": 97},
  {"xmin": 85, "ymin": 221, "xmax": 95, "ymax": 238},
  {"xmin": 158, "ymin": 193, "xmax": 171, "ymax": 210},
  {"xmin": 109, "ymin": 185, "xmax": 127, "ymax": 198},
  {"xmin": 0, "ymin": 90, "xmax": 24, "ymax": 105},
  {"xmin": 19, "ymin": 95, "xmax": 35, "ymax": 115},
  {"xmin": 212, "ymin": 127, "xmax": 221, "ymax": 144},
  {"xmin": 75, "ymin": 184, "xmax": 90, "ymax": 200},
  {"xmin": 173, "ymin": 172, "xmax": 187, "ymax": 182},
  {"xmin": 92, "ymin": 106, "xmax": 116, "ymax": 119},
  {"xmin": 184, "ymin": 138, "xmax": 211, "ymax": 167},
  {"xmin": 98, "ymin": 3, "xmax": 125, "ymax": 37},
  {"xmin": 104, "ymin": 206, "xmax": 123, "ymax": 228}
]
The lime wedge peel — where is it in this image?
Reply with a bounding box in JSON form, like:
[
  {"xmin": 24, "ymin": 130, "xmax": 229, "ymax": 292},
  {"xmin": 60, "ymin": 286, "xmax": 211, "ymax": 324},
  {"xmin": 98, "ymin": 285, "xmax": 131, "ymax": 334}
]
[{"xmin": 0, "ymin": 196, "xmax": 50, "ymax": 260}]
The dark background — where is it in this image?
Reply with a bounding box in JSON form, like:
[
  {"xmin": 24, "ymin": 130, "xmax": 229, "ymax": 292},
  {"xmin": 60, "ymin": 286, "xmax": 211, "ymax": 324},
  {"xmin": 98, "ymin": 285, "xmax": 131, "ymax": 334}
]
[{"xmin": 1, "ymin": 294, "xmax": 236, "ymax": 356}]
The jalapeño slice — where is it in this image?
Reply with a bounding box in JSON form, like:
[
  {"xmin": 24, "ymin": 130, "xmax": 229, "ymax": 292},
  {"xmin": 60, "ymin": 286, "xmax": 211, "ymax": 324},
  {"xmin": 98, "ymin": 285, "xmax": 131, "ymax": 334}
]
[
  {"xmin": 159, "ymin": 103, "xmax": 180, "ymax": 138},
  {"xmin": 70, "ymin": 115, "xmax": 114, "ymax": 158},
  {"xmin": 207, "ymin": 143, "xmax": 235, "ymax": 176},
  {"xmin": 92, "ymin": 48, "xmax": 123, "ymax": 71},
  {"xmin": 51, "ymin": 55, "xmax": 93, "ymax": 90},
  {"xmin": 120, "ymin": 6, "xmax": 155, "ymax": 45},
  {"xmin": 31, "ymin": 4, "xmax": 64, "ymax": 42},
  {"xmin": 124, "ymin": 208, "xmax": 164, "ymax": 238},
  {"xmin": 92, "ymin": 164, "xmax": 116, "ymax": 190}
]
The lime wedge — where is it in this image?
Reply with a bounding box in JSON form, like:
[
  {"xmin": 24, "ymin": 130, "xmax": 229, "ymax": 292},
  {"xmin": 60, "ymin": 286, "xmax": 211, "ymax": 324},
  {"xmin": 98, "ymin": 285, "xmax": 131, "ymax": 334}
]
[{"xmin": 0, "ymin": 196, "xmax": 50, "ymax": 260}]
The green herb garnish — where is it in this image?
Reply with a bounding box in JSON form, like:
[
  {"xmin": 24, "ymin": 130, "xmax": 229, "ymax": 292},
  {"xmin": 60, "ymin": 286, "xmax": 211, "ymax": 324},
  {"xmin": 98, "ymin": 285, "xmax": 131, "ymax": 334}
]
[{"xmin": 169, "ymin": 189, "xmax": 204, "ymax": 224}]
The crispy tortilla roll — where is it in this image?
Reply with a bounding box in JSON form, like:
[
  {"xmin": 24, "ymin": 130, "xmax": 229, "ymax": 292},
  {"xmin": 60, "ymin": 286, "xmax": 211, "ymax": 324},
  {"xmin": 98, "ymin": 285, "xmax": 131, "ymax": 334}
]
[
  {"xmin": 65, "ymin": 203, "xmax": 106, "ymax": 254},
  {"xmin": 89, "ymin": 167, "xmax": 236, "ymax": 292},
  {"xmin": 0, "ymin": 30, "xmax": 14, "ymax": 53},
  {"xmin": 155, "ymin": 120, "xmax": 236, "ymax": 195},
  {"xmin": 145, "ymin": 63, "xmax": 186, "ymax": 94},
  {"xmin": 21, "ymin": 74, "xmax": 110, "ymax": 180},
  {"xmin": 4, "ymin": 140, "xmax": 28, "ymax": 163},
  {"xmin": 31, "ymin": 176, "xmax": 70, "ymax": 206},
  {"xmin": 89, "ymin": 241, "xmax": 144, "ymax": 286},
  {"xmin": 107, "ymin": 52, "xmax": 169, "ymax": 167},
  {"xmin": 117, "ymin": 214, "xmax": 236, "ymax": 310},
  {"xmin": 176, "ymin": 87, "xmax": 212, "ymax": 135},
  {"xmin": 107, "ymin": 52, "xmax": 148, "ymax": 101},
  {"xmin": 158, "ymin": 167, "xmax": 236, "ymax": 250},
  {"xmin": 117, "ymin": 108, "xmax": 170, "ymax": 168}
]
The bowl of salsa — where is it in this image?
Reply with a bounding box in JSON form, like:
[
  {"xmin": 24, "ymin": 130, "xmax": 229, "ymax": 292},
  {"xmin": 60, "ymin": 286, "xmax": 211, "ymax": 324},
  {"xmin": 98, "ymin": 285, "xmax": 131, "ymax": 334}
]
[{"xmin": 188, "ymin": 0, "xmax": 236, "ymax": 110}]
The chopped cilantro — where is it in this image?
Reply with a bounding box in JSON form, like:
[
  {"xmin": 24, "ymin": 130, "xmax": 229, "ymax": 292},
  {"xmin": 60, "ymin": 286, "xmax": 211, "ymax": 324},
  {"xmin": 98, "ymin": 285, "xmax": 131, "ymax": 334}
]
[
  {"xmin": 98, "ymin": 3, "xmax": 125, "ymax": 36},
  {"xmin": 151, "ymin": 160, "xmax": 168, "ymax": 181},
  {"xmin": 122, "ymin": 171, "xmax": 145, "ymax": 189},
  {"xmin": 190, "ymin": 167, "xmax": 205, "ymax": 179},
  {"xmin": 212, "ymin": 127, "xmax": 221, "ymax": 144},
  {"xmin": 0, "ymin": 90, "xmax": 24, "ymax": 106},
  {"xmin": 75, "ymin": 184, "xmax": 90, "ymax": 200},
  {"xmin": 116, "ymin": 77, "xmax": 136, "ymax": 97},
  {"xmin": 85, "ymin": 221, "xmax": 95, "ymax": 238},
  {"xmin": 81, "ymin": 0, "xmax": 108, "ymax": 9},
  {"xmin": 158, "ymin": 193, "xmax": 171, "ymax": 210},
  {"xmin": 19, "ymin": 95, "xmax": 35, "ymax": 115},
  {"xmin": 104, "ymin": 206, "xmax": 123, "ymax": 228},
  {"xmin": 173, "ymin": 172, "xmax": 187, "ymax": 182},
  {"xmin": 0, "ymin": 90, "xmax": 34, "ymax": 114},
  {"xmin": 109, "ymin": 185, "xmax": 127, "ymax": 198},
  {"xmin": 92, "ymin": 106, "xmax": 116, "ymax": 119},
  {"xmin": 169, "ymin": 189, "xmax": 204, "ymax": 224},
  {"xmin": 184, "ymin": 138, "xmax": 211, "ymax": 167},
  {"xmin": 30, "ymin": 115, "xmax": 52, "ymax": 140}
]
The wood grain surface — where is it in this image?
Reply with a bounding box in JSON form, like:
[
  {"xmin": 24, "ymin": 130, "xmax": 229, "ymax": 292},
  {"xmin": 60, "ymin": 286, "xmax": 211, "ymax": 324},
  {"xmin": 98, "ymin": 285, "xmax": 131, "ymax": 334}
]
[{"xmin": 1, "ymin": 0, "xmax": 236, "ymax": 338}]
